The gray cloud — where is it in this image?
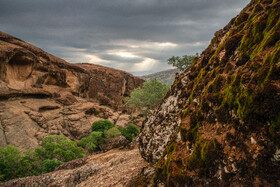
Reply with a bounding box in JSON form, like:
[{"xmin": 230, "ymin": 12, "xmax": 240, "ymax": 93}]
[{"xmin": 0, "ymin": 0, "xmax": 250, "ymax": 75}]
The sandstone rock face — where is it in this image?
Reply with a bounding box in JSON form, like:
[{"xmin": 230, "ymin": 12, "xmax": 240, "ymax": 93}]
[
  {"xmin": 2, "ymin": 148, "xmax": 149, "ymax": 187},
  {"xmin": 139, "ymin": 0, "xmax": 280, "ymax": 186},
  {"xmin": 0, "ymin": 31, "xmax": 144, "ymax": 108},
  {"xmin": 0, "ymin": 31, "xmax": 144, "ymax": 151}
]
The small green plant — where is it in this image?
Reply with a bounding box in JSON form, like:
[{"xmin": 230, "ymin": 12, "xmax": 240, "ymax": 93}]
[
  {"xmin": 41, "ymin": 159, "xmax": 63, "ymax": 173},
  {"xmin": 104, "ymin": 127, "xmax": 121, "ymax": 139},
  {"xmin": 141, "ymin": 109, "xmax": 149, "ymax": 118},
  {"xmin": 91, "ymin": 120, "xmax": 114, "ymax": 132},
  {"xmin": 119, "ymin": 123, "xmax": 139, "ymax": 142},
  {"xmin": 78, "ymin": 131, "xmax": 103, "ymax": 152}
]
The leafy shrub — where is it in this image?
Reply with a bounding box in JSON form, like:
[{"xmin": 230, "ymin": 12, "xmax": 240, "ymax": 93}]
[
  {"xmin": 91, "ymin": 120, "xmax": 114, "ymax": 132},
  {"xmin": 119, "ymin": 123, "xmax": 139, "ymax": 142},
  {"xmin": 41, "ymin": 159, "xmax": 63, "ymax": 173},
  {"xmin": 78, "ymin": 131, "xmax": 103, "ymax": 152},
  {"xmin": 18, "ymin": 150, "xmax": 41, "ymax": 178},
  {"xmin": 34, "ymin": 135, "xmax": 85, "ymax": 162},
  {"xmin": 0, "ymin": 136, "xmax": 85, "ymax": 182},
  {"xmin": 125, "ymin": 78, "xmax": 169, "ymax": 110},
  {"xmin": 141, "ymin": 109, "xmax": 149, "ymax": 118},
  {"xmin": 104, "ymin": 127, "xmax": 121, "ymax": 139},
  {"xmin": 0, "ymin": 145, "xmax": 22, "ymax": 181},
  {"xmin": 0, "ymin": 146, "xmax": 41, "ymax": 181}
]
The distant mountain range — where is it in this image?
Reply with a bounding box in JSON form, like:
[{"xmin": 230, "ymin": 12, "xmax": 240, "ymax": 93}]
[{"xmin": 139, "ymin": 69, "xmax": 179, "ymax": 86}]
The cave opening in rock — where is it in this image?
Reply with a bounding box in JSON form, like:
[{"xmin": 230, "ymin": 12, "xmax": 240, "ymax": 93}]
[{"xmin": 5, "ymin": 52, "xmax": 35, "ymax": 89}]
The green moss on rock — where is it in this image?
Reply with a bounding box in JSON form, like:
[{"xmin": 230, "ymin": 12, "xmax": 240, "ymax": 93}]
[{"xmin": 152, "ymin": 0, "xmax": 280, "ymax": 185}]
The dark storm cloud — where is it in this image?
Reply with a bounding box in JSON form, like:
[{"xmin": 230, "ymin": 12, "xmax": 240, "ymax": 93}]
[{"xmin": 0, "ymin": 0, "xmax": 250, "ymax": 74}]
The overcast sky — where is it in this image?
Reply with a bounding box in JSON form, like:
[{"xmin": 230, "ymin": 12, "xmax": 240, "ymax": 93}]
[{"xmin": 0, "ymin": 0, "xmax": 250, "ymax": 75}]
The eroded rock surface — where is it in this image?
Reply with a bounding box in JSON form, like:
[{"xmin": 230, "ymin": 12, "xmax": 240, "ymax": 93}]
[
  {"xmin": 0, "ymin": 31, "xmax": 143, "ymax": 108},
  {"xmin": 139, "ymin": 0, "xmax": 280, "ymax": 186},
  {"xmin": 0, "ymin": 31, "xmax": 144, "ymax": 151}
]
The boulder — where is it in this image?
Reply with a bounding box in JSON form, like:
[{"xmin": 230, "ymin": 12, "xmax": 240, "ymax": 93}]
[{"xmin": 99, "ymin": 136, "xmax": 130, "ymax": 152}]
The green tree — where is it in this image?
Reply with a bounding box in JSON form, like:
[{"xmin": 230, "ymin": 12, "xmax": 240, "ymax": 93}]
[
  {"xmin": 34, "ymin": 135, "xmax": 84, "ymax": 162},
  {"xmin": 119, "ymin": 123, "xmax": 139, "ymax": 142},
  {"xmin": 0, "ymin": 145, "xmax": 22, "ymax": 181},
  {"xmin": 104, "ymin": 127, "xmax": 121, "ymax": 139},
  {"xmin": 18, "ymin": 150, "xmax": 41, "ymax": 178},
  {"xmin": 168, "ymin": 53, "xmax": 198, "ymax": 71},
  {"xmin": 91, "ymin": 120, "xmax": 115, "ymax": 132},
  {"xmin": 124, "ymin": 78, "xmax": 169, "ymax": 110},
  {"xmin": 41, "ymin": 159, "xmax": 63, "ymax": 173},
  {"xmin": 78, "ymin": 131, "xmax": 103, "ymax": 152}
]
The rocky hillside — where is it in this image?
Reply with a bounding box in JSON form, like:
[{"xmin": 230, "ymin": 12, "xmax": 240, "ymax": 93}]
[
  {"xmin": 139, "ymin": 0, "xmax": 280, "ymax": 186},
  {"xmin": 140, "ymin": 69, "xmax": 179, "ymax": 86},
  {"xmin": 2, "ymin": 148, "xmax": 149, "ymax": 187},
  {"xmin": 0, "ymin": 31, "xmax": 144, "ymax": 151}
]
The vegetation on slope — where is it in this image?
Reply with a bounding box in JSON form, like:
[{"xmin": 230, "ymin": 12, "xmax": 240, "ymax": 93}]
[
  {"xmin": 125, "ymin": 78, "xmax": 169, "ymax": 115},
  {"xmin": 79, "ymin": 120, "xmax": 139, "ymax": 152},
  {"xmin": 0, "ymin": 136, "xmax": 84, "ymax": 182},
  {"xmin": 1, "ymin": 120, "xmax": 139, "ymax": 182}
]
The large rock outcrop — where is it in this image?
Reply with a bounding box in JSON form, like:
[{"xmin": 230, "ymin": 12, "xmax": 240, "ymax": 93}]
[
  {"xmin": 0, "ymin": 31, "xmax": 143, "ymax": 108},
  {"xmin": 139, "ymin": 0, "xmax": 280, "ymax": 186},
  {"xmin": 0, "ymin": 31, "xmax": 144, "ymax": 151}
]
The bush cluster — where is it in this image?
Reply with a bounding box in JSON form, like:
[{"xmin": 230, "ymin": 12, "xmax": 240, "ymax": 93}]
[
  {"xmin": 78, "ymin": 131, "xmax": 103, "ymax": 152},
  {"xmin": 91, "ymin": 120, "xmax": 114, "ymax": 132},
  {"xmin": 119, "ymin": 123, "xmax": 139, "ymax": 142},
  {"xmin": 0, "ymin": 120, "xmax": 140, "ymax": 182},
  {"xmin": 79, "ymin": 120, "xmax": 139, "ymax": 152},
  {"xmin": 0, "ymin": 135, "xmax": 84, "ymax": 182}
]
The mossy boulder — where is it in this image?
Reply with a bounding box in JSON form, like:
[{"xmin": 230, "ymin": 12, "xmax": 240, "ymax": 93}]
[{"xmin": 138, "ymin": 0, "xmax": 280, "ymax": 186}]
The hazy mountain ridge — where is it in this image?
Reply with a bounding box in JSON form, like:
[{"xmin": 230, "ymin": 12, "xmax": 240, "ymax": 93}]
[{"xmin": 139, "ymin": 69, "xmax": 179, "ymax": 85}]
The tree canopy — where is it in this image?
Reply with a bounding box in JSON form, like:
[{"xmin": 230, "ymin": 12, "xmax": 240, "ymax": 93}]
[
  {"xmin": 124, "ymin": 78, "xmax": 169, "ymax": 110},
  {"xmin": 168, "ymin": 53, "xmax": 198, "ymax": 71}
]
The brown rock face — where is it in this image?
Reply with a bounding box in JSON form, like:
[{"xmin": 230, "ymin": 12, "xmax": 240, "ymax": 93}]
[
  {"xmin": 139, "ymin": 0, "xmax": 280, "ymax": 186},
  {"xmin": 0, "ymin": 31, "xmax": 143, "ymax": 108},
  {"xmin": 0, "ymin": 31, "xmax": 144, "ymax": 151}
]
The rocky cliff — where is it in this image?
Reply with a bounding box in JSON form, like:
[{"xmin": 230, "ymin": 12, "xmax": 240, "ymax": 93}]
[
  {"xmin": 0, "ymin": 31, "xmax": 144, "ymax": 151},
  {"xmin": 139, "ymin": 0, "xmax": 280, "ymax": 186}
]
